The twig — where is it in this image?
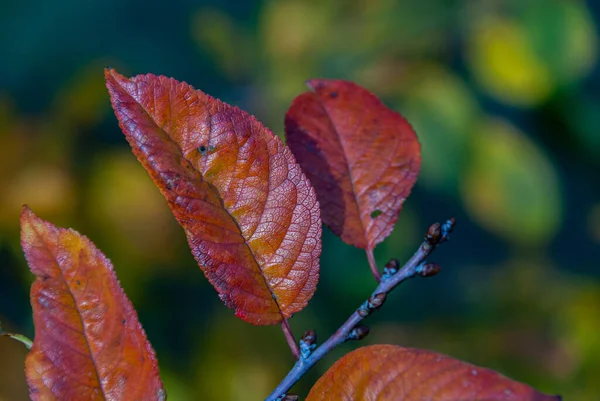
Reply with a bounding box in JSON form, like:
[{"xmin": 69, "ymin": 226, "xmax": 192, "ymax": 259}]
[
  {"xmin": 266, "ymin": 218, "xmax": 455, "ymax": 401},
  {"xmin": 365, "ymin": 248, "xmax": 381, "ymax": 282},
  {"xmin": 281, "ymin": 318, "xmax": 300, "ymax": 359}
]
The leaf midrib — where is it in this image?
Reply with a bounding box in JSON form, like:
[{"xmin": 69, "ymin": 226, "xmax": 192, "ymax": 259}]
[
  {"xmin": 141, "ymin": 83, "xmax": 285, "ymax": 322},
  {"xmin": 313, "ymin": 92, "xmax": 370, "ymax": 249},
  {"xmin": 32, "ymin": 225, "xmax": 108, "ymax": 399}
]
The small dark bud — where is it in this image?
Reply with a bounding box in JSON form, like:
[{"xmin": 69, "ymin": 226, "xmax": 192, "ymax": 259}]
[
  {"xmin": 357, "ymin": 302, "xmax": 370, "ymax": 317},
  {"xmin": 382, "ymin": 259, "xmax": 399, "ymax": 280},
  {"xmin": 441, "ymin": 217, "xmax": 456, "ymax": 240},
  {"xmin": 425, "ymin": 222, "xmax": 442, "ymax": 244},
  {"xmin": 358, "ymin": 292, "xmax": 388, "ymax": 317},
  {"xmin": 300, "ymin": 329, "xmax": 317, "ymax": 359},
  {"xmin": 418, "ymin": 262, "xmax": 441, "ymax": 277},
  {"xmin": 385, "ymin": 259, "xmax": 400, "ymax": 271},
  {"xmin": 368, "ymin": 292, "xmax": 387, "ymax": 310},
  {"xmin": 347, "ymin": 325, "xmax": 370, "ymax": 341},
  {"xmin": 301, "ymin": 329, "xmax": 317, "ymax": 346}
]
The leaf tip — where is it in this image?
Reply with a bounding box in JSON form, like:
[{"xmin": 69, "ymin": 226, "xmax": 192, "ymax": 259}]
[
  {"xmin": 20, "ymin": 204, "xmax": 33, "ymax": 220},
  {"xmin": 20, "ymin": 207, "xmax": 57, "ymax": 279},
  {"xmin": 104, "ymin": 66, "xmax": 117, "ymax": 77},
  {"xmin": 20, "ymin": 205, "xmax": 41, "ymax": 242},
  {"xmin": 305, "ymin": 79, "xmax": 343, "ymax": 101},
  {"xmin": 104, "ymin": 66, "xmax": 115, "ymax": 80},
  {"xmin": 305, "ymin": 78, "xmax": 327, "ymax": 92},
  {"xmin": 104, "ymin": 67, "xmax": 130, "ymax": 92}
]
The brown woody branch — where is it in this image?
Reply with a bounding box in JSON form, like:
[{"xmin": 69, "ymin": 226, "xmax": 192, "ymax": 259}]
[{"xmin": 267, "ymin": 218, "xmax": 456, "ymax": 401}]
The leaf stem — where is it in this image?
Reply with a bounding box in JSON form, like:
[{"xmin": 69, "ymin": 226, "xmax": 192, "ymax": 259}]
[
  {"xmin": 366, "ymin": 248, "xmax": 381, "ymax": 282},
  {"xmin": 266, "ymin": 218, "xmax": 455, "ymax": 401},
  {"xmin": 281, "ymin": 318, "xmax": 300, "ymax": 359},
  {"xmin": 0, "ymin": 321, "xmax": 32, "ymax": 350}
]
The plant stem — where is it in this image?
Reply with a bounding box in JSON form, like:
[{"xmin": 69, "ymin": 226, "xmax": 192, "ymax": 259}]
[
  {"xmin": 366, "ymin": 248, "xmax": 381, "ymax": 282},
  {"xmin": 266, "ymin": 218, "xmax": 455, "ymax": 401},
  {"xmin": 281, "ymin": 318, "xmax": 300, "ymax": 359},
  {"xmin": 0, "ymin": 321, "xmax": 32, "ymax": 350}
]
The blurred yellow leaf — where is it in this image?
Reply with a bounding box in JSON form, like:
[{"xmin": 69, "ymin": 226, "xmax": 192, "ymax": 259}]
[
  {"xmin": 260, "ymin": 0, "xmax": 330, "ymax": 63},
  {"xmin": 461, "ymin": 119, "xmax": 561, "ymax": 245},
  {"xmin": 554, "ymin": 282, "xmax": 600, "ymax": 398},
  {"xmin": 467, "ymin": 17, "xmax": 553, "ymax": 106},
  {"xmin": 1, "ymin": 165, "xmax": 74, "ymax": 228},
  {"xmin": 193, "ymin": 315, "xmax": 284, "ymax": 401},
  {"xmin": 258, "ymin": 0, "xmax": 331, "ymax": 105},
  {"xmin": 86, "ymin": 151, "xmax": 179, "ymax": 264},
  {"xmin": 558, "ymin": 285, "xmax": 600, "ymax": 362}
]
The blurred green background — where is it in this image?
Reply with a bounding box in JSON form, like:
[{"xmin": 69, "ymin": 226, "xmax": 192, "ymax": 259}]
[{"xmin": 1, "ymin": 0, "xmax": 599, "ymax": 400}]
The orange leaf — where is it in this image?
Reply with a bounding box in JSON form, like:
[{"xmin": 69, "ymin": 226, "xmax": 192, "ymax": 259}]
[
  {"xmin": 20, "ymin": 206, "xmax": 165, "ymax": 401},
  {"xmin": 105, "ymin": 69, "xmax": 321, "ymax": 325},
  {"xmin": 307, "ymin": 345, "xmax": 560, "ymax": 401},
  {"xmin": 285, "ymin": 80, "xmax": 421, "ymax": 250}
]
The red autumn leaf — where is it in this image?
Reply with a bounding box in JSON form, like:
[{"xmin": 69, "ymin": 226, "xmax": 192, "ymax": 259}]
[
  {"xmin": 285, "ymin": 80, "xmax": 421, "ymax": 252},
  {"xmin": 307, "ymin": 345, "xmax": 560, "ymax": 401},
  {"xmin": 20, "ymin": 206, "xmax": 165, "ymax": 401},
  {"xmin": 105, "ymin": 69, "xmax": 321, "ymax": 325}
]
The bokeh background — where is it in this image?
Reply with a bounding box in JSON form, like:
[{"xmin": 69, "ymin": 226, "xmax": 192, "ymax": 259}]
[{"xmin": 1, "ymin": 0, "xmax": 599, "ymax": 399}]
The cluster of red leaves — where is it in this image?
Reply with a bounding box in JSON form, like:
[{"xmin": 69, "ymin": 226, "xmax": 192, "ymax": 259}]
[{"xmin": 15, "ymin": 69, "xmax": 559, "ymax": 400}]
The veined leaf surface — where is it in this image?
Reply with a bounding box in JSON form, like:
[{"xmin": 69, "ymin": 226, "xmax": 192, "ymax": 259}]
[
  {"xmin": 285, "ymin": 79, "xmax": 420, "ymax": 250},
  {"xmin": 307, "ymin": 345, "xmax": 560, "ymax": 401},
  {"xmin": 21, "ymin": 206, "xmax": 165, "ymax": 401},
  {"xmin": 105, "ymin": 69, "xmax": 321, "ymax": 325}
]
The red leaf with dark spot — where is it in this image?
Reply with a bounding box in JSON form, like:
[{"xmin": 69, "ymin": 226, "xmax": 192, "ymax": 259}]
[
  {"xmin": 21, "ymin": 206, "xmax": 165, "ymax": 401},
  {"xmin": 285, "ymin": 80, "xmax": 420, "ymax": 251},
  {"xmin": 307, "ymin": 345, "xmax": 561, "ymax": 401},
  {"xmin": 105, "ymin": 69, "xmax": 321, "ymax": 325}
]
